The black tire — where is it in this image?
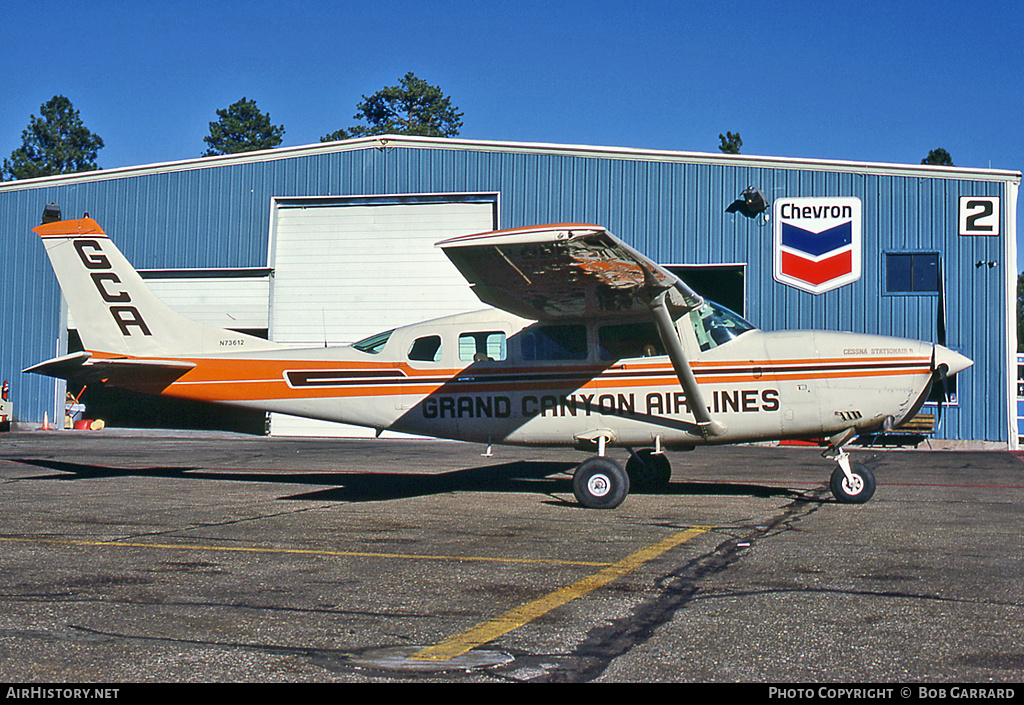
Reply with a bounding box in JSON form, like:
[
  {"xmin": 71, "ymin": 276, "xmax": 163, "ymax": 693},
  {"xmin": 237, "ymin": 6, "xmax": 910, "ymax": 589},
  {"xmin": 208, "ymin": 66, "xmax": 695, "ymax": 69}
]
[
  {"xmin": 573, "ymin": 457, "xmax": 630, "ymax": 509},
  {"xmin": 625, "ymin": 448, "xmax": 671, "ymax": 492},
  {"xmin": 830, "ymin": 463, "xmax": 876, "ymax": 504}
]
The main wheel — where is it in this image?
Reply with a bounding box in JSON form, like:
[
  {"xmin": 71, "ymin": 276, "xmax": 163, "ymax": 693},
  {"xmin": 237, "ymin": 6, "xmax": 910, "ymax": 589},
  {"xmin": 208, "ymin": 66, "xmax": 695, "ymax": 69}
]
[
  {"xmin": 830, "ymin": 463, "xmax": 876, "ymax": 504},
  {"xmin": 573, "ymin": 457, "xmax": 630, "ymax": 509},
  {"xmin": 625, "ymin": 448, "xmax": 671, "ymax": 492}
]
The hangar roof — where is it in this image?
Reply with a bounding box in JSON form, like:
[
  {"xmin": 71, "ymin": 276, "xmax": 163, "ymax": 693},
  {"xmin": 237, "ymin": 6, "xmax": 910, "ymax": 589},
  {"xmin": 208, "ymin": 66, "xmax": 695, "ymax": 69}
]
[{"xmin": 0, "ymin": 135, "xmax": 1019, "ymax": 193}]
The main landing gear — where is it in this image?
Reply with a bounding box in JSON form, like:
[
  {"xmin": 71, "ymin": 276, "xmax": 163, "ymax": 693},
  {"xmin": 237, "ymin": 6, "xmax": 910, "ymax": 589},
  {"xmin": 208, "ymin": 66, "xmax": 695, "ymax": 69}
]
[
  {"xmin": 573, "ymin": 457, "xmax": 630, "ymax": 509},
  {"xmin": 572, "ymin": 446, "xmax": 673, "ymax": 509},
  {"xmin": 625, "ymin": 448, "xmax": 672, "ymax": 492}
]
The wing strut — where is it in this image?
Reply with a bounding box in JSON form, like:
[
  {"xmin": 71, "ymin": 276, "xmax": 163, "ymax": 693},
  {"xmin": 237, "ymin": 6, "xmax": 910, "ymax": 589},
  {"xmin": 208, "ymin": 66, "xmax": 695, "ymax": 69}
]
[{"xmin": 649, "ymin": 291, "xmax": 727, "ymax": 438}]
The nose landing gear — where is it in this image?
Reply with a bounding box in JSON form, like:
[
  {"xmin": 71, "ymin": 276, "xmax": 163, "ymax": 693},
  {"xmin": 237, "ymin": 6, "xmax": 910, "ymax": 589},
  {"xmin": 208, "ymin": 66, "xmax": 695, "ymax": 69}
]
[{"xmin": 826, "ymin": 447, "xmax": 876, "ymax": 504}]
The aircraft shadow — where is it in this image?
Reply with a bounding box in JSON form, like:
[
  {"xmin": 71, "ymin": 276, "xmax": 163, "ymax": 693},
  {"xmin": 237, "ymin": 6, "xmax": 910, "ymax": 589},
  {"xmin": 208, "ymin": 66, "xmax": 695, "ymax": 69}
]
[{"xmin": 12, "ymin": 458, "xmax": 809, "ymax": 504}]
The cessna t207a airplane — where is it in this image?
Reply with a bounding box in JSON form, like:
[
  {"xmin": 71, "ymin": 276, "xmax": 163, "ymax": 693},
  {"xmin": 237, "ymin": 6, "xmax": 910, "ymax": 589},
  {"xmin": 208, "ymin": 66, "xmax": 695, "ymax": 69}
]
[{"xmin": 26, "ymin": 209, "xmax": 972, "ymax": 509}]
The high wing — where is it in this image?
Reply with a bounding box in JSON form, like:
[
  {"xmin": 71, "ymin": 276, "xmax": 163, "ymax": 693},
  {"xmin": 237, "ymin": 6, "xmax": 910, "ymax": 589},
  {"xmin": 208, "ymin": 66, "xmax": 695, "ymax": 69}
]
[
  {"xmin": 438, "ymin": 224, "xmax": 726, "ymax": 436},
  {"xmin": 437, "ymin": 224, "xmax": 703, "ymax": 320}
]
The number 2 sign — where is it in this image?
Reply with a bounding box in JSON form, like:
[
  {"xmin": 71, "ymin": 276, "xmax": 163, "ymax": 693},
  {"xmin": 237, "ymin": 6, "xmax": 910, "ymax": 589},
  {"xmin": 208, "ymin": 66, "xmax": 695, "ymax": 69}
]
[{"xmin": 959, "ymin": 196, "xmax": 1000, "ymax": 236}]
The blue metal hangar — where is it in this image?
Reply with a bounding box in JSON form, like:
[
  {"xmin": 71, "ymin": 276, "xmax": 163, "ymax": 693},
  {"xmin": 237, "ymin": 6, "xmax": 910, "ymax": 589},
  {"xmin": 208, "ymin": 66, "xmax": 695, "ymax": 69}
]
[{"xmin": 0, "ymin": 136, "xmax": 1019, "ymax": 445}]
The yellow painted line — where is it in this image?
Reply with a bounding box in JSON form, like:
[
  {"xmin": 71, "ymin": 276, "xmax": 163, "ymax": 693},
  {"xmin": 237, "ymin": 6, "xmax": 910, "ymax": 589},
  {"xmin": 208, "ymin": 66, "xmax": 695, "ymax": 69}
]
[
  {"xmin": 411, "ymin": 527, "xmax": 709, "ymax": 662},
  {"xmin": 0, "ymin": 535, "xmax": 610, "ymax": 568}
]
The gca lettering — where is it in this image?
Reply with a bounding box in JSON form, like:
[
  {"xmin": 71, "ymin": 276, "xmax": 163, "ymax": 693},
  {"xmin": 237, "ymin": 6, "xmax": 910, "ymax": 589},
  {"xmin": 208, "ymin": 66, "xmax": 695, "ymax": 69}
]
[{"xmin": 74, "ymin": 239, "xmax": 152, "ymax": 336}]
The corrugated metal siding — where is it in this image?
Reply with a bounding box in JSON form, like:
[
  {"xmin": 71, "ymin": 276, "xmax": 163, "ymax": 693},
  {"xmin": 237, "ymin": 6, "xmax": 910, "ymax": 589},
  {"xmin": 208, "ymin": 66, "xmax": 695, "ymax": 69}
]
[
  {"xmin": 0, "ymin": 186, "xmax": 68, "ymax": 425},
  {"xmin": 0, "ymin": 139, "xmax": 1016, "ymax": 442}
]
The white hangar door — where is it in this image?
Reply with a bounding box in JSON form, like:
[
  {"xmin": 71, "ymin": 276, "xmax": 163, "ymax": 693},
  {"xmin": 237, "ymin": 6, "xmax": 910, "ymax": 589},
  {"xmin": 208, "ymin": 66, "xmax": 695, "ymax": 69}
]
[
  {"xmin": 268, "ymin": 195, "xmax": 499, "ymax": 437},
  {"xmin": 67, "ymin": 273, "xmax": 272, "ymax": 334}
]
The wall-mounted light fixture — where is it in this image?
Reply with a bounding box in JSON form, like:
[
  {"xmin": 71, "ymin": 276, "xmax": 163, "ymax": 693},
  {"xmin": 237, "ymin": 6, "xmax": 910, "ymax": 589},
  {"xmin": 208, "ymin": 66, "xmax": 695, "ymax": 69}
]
[{"xmin": 725, "ymin": 186, "xmax": 769, "ymax": 219}]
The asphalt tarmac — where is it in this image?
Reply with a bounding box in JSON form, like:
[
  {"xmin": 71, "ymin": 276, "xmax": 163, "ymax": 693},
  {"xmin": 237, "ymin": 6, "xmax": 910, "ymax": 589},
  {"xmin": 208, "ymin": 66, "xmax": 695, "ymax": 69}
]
[{"xmin": 0, "ymin": 430, "xmax": 1022, "ymax": 684}]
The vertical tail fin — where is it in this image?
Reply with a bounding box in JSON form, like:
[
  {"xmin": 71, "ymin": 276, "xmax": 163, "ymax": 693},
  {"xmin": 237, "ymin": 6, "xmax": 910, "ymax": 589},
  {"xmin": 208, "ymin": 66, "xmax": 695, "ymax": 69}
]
[{"xmin": 33, "ymin": 216, "xmax": 277, "ymax": 357}]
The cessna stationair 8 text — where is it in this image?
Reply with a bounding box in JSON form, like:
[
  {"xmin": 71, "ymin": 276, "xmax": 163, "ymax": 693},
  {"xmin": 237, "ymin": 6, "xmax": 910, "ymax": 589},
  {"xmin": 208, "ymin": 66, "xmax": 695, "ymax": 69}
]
[{"xmin": 26, "ymin": 207, "xmax": 971, "ymax": 508}]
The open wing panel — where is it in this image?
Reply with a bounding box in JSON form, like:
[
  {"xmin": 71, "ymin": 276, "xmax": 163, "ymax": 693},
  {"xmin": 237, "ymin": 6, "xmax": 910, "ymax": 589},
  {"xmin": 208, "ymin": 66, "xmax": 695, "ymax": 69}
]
[{"xmin": 438, "ymin": 224, "xmax": 696, "ymax": 321}]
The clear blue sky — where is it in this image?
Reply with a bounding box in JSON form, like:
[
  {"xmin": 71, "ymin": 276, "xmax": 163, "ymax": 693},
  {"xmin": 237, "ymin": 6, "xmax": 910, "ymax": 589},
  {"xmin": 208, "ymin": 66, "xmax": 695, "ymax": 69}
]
[{"xmin": 3, "ymin": 1, "xmax": 1021, "ymax": 253}]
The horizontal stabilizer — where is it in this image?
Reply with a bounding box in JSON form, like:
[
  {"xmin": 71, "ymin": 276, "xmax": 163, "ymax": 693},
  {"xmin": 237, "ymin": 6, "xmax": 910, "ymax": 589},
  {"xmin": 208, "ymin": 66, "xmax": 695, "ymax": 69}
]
[
  {"xmin": 23, "ymin": 351, "xmax": 94, "ymax": 379},
  {"xmin": 25, "ymin": 352, "xmax": 195, "ymax": 387}
]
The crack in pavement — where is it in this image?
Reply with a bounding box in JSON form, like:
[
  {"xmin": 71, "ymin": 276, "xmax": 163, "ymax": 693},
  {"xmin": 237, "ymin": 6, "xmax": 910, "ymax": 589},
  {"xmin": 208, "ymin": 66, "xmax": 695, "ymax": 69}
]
[{"xmin": 530, "ymin": 487, "xmax": 830, "ymax": 682}]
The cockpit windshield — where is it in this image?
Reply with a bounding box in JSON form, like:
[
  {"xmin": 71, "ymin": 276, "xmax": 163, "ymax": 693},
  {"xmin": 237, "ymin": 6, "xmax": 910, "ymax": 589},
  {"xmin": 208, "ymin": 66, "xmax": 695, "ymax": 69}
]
[
  {"xmin": 352, "ymin": 329, "xmax": 394, "ymax": 354},
  {"xmin": 688, "ymin": 301, "xmax": 756, "ymax": 351}
]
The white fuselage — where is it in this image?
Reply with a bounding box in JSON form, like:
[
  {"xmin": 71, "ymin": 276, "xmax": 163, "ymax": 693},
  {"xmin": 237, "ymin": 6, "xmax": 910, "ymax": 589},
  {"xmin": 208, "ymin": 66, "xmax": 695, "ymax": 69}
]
[{"xmin": 133, "ymin": 307, "xmax": 945, "ymax": 449}]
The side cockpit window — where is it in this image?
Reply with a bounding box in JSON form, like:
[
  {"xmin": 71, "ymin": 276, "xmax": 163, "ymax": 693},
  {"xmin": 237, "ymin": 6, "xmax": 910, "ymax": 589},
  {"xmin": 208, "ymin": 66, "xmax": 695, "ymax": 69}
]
[{"xmin": 599, "ymin": 322, "xmax": 664, "ymax": 360}]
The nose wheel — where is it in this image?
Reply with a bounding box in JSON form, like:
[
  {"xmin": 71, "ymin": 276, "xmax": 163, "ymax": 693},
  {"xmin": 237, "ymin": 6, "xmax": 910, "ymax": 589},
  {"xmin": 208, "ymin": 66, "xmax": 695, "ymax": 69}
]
[{"xmin": 827, "ymin": 448, "xmax": 876, "ymax": 504}]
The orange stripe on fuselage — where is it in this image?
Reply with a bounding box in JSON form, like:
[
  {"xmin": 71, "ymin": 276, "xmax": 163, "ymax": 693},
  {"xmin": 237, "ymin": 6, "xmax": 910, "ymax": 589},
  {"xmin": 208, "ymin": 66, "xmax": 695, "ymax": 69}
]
[{"xmin": 86, "ymin": 350, "xmax": 932, "ymax": 404}]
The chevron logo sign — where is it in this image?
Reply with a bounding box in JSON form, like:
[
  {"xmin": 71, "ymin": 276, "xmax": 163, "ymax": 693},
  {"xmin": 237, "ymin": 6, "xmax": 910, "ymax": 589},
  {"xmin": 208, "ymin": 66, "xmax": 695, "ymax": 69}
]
[{"xmin": 772, "ymin": 197, "xmax": 862, "ymax": 294}]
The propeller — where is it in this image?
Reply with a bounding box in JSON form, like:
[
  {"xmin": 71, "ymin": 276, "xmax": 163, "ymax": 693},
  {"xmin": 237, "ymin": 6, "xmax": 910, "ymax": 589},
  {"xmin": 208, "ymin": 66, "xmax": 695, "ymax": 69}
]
[
  {"xmin": 934, "ymin": 360, "xmax": 949, "ymax": 432},
  {"xmin": 930, "ymin": 343, "xmax": 971, "ymax": 433}
]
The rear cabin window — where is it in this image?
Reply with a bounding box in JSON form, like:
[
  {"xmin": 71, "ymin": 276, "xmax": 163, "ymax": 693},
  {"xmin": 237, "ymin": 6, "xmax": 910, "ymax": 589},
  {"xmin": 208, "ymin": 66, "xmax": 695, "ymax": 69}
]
[
  {"xmin": 521, "ymin": 325, "xmax": 588, "ymax": 361},
  {"xmin": 598, "ymin": 322, "xmax": 664, "ymax": 360},
  {"xmin": 459, "ymin": 332, "xmax": 507, "ymax": 362}
]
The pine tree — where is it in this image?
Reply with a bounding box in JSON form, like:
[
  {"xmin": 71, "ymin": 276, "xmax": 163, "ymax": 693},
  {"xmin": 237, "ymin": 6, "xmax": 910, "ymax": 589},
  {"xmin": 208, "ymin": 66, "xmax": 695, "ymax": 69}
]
[
  {"xmin": 321, "ymin": 73, "xmax": 463, "ymax": 142},
  {"xmin": 204, "ymin": 97, "xmax": 285, "ymax": 156},
  {"xmin": 2, "ymin": 96, "xmax": 104, "ymax": 180}
]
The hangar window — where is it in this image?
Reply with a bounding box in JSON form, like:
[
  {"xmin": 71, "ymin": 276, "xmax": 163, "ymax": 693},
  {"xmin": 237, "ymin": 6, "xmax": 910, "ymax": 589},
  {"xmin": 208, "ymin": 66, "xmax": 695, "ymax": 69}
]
[
  {"xmin": 408, "ymin": 335, "xmax": 442, "ymax": 362},
  {"xmin": 885, "ymin": 253, "xmax": 940, "ymax": 294},
  {"xmin": 521, "ymin": 325, "xmax": 588, "ymax": 361},
  {"xmin": 459, "ymin": 332, "xmax": 507, "ymax": 362},
  {"xmin": 665, "ymin": 264, "xmax": 746, "ymax": 317}
]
